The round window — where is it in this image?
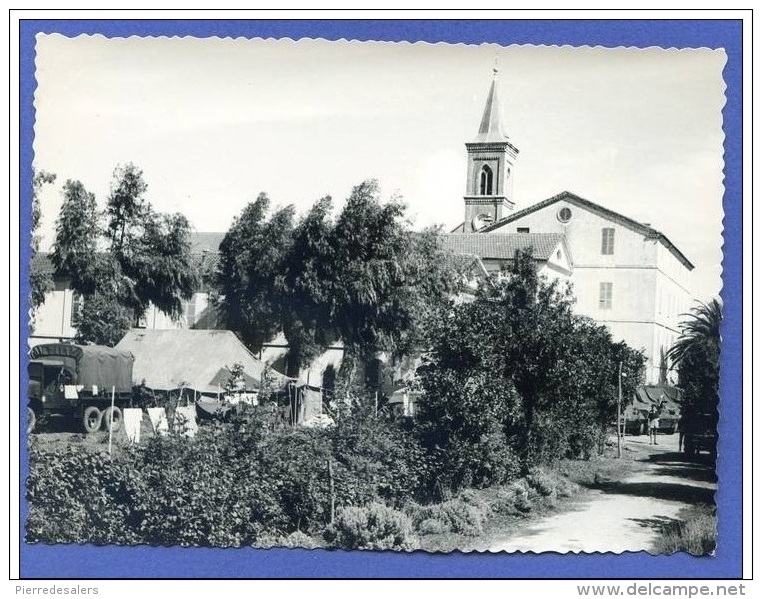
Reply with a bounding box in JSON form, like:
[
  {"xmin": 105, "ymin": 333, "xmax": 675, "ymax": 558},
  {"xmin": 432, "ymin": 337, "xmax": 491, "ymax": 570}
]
[{"xmin": 557, "ymin": 207, "xmax": 572, "ymax": 223}]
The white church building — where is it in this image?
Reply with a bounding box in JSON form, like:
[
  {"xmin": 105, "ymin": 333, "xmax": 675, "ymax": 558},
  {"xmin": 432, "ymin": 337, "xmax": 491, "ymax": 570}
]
[{"xmin": 451, "ymin": 70, "xmax": 695, "ymax": 384}]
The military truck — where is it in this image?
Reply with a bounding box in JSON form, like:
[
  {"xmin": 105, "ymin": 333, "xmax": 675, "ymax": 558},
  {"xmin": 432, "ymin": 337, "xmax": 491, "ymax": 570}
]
[
  {"xmin": 683, "ymin": 411, "xmax": 718, "ymax": 460},
  {"xmin": 27, "ymin": 343, "xmax": 135, "ymax": 434}
]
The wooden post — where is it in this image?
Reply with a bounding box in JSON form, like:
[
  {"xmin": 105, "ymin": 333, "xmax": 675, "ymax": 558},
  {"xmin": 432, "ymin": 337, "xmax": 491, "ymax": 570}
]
[
  {"xmin": 617, "ymin": 361, "xmax": 623, "ymax": 459},
  {"xmin": 108, "ymin": 386, "xmax": 116, "ymax": 459},
  {"xmin": 328, "ymin": 458, "xmax": 335, "ymax": 524}
]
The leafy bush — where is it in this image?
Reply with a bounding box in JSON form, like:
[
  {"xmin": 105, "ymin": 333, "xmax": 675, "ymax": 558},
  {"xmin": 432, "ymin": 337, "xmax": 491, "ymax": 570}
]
[
  {"xmin": 255, "ymin": 427, "xmax": 333, "ymax": 534},
  {"xmin": 26, "ymin": 446, "xmax": 141, "ymax": 545},
  {"xmin": 416, "ymin": 368, "xmax": 523, "ymax": 492},
  {"xmin": 653, "ymin": 504, "xmax": 716, "ymax": 556},
  {"xmin": 331, "ymin": 408, "xmax": 430, "ymax": 507},
  {"xmin": 526, "ymin": 468, "xmax": 557, "ymax": 497},
  {"xmin": 409, "ymin": 494, "xmax": 488, "ymax": 536},
  {"xmin": 325, "ymin": 502, "xmax": 418, "ymax": 551},
  {"xmin": 27, "ymin": 407, "xmax": 431, "ymax": 547}
]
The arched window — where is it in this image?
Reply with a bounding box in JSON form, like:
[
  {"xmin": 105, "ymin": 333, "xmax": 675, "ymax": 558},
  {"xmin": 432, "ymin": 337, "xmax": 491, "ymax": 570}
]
[{"xmin": 479, "ymin": 165, "xmax": 494, "ymax": 195}]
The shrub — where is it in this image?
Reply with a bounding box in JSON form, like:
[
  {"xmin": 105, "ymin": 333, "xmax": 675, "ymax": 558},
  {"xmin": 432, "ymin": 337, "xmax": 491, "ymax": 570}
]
[
  {"xmin": 510, "ymin": 480, "xmax": 533, "ymax": 513},
  {"xmin": 254, "ymin": 427, "xmax": 333, "ymax": 534},
  {"xmin": 26, "ymin": 446, "xmax": 140, "ymax": 545},
  {"xmin": 526, "ymin": 468, "xmax": 557, "ymax": 497},
  {"xmin": 653, "ymin": 504, "xmax": 716, "ymax": 556},
  {"xmin": 330, "ymin": 408, "xmax": 430, "ymax": 507},
  {"xmin": 281, "ymin": 530, "xmax": 321, "ymax": 549},
  {"xmin": 325, "ymin": 503, "xmax": 418, "ymax": 551},
  {"xmin": 410, "ymin": 494, "xmax": 488, "ymax": 536}
]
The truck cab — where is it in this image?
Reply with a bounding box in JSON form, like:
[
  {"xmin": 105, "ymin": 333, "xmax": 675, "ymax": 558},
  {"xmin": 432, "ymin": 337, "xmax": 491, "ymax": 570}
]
[{"xmin": 27, "ymin": 343, "xmax": 134, "ymax": 434}]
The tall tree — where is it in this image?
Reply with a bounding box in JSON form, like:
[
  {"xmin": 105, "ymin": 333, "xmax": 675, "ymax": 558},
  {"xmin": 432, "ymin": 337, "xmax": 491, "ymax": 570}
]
[
  {"xmin": 51, "ymin": 180, "xmax": 101, "ymax": 295},
  {"xmin": 51, "ymin": 165, "xmax": 198, "ymax": 345},
  {"xmin": 214, "ymin": 180, "xmax": 455, "ymax": 381},
  {"xmin": 216, "ymin": 193, "xmax": 295, "ymax": 354},
  {"xmin": 280, "ymin": 196, "xmax": 337, "ymax": 371},
  {"xmin": 417, "ymin": 249, "xmax": 645, "ymax": 482},
  {"xmin": 325, "ymin": 181, "xmax": 455, "ymax": 388},
  {"xmin": 30, "ymin": 169, "xmax": 56, "ymax": 317},
  {"xmin": 667, "ymin": 299, "xmax": 721, "ymax": 421}
]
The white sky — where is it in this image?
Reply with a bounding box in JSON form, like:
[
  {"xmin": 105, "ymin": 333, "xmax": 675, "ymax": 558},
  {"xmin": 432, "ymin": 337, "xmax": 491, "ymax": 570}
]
[{"xmin": 33, "ymin": 35, "xmax": 726, "ymax": 300}]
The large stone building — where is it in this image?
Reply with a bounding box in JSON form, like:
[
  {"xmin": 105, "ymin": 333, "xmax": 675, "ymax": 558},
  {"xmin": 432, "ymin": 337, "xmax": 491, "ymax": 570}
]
[{"xmin": 451, "ymin": 70, "xmax": 695, "ymax": 384}]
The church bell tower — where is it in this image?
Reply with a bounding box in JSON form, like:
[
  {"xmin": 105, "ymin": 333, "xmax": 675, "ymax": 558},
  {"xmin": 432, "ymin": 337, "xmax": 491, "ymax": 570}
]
[{"xmin": 463, "ymin": 68, "xmax": 519, "ymax": 232}]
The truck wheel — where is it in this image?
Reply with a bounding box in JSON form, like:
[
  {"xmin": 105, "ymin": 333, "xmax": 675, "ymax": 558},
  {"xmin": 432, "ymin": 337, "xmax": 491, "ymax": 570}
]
[
  {"xmin": 683, "ymin": 437, "xmax": 694, "ymax": 456},
  {"xmin": 102, "ymin": 406, "xmax": 123, "ymax": 433},
  {"xmin": 27, "ymin": 407, "xmax": 36, "ymax": 434},
  {"xmin": 82, "ymin": 406, "xmax": 103, "ymax": 434}
]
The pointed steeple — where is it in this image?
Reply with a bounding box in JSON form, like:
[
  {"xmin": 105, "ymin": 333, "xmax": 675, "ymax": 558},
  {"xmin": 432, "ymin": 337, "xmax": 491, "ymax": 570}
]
[
  {"xmin": 474, "ymin": 67, "xmax": 510, "ymax": 143},
  {"xmin": 461, "ymin": 67, "xmax": 519, "ymax": 232}
]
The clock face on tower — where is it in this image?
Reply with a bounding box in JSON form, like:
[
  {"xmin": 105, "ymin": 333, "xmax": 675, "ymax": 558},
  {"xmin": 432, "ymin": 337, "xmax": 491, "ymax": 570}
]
[{"xmin": 471, "ymin": 213, "xmax": 494, "ymax": 231}]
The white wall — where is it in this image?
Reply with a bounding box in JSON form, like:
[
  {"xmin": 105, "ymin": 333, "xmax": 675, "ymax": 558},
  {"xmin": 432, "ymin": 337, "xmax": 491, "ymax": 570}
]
[
  {"xmin": 29, "ymin": 284, "xmax": 78, "ymax": 344},
  {"xmin": 493, "ymin": 199, "xmax": 693, "ymax": 384}
]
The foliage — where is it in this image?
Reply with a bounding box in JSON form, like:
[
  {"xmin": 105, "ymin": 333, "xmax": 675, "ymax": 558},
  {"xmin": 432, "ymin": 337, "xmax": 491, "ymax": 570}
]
[
  {"xmin": 417, "ymin": 249, "xmax": 645, "ymax": 487},
  {"xmin": 409, "ymin": 494, "xmax": 488, "ymax": 536},
  {"xmin": 73, "ymin": 292, "xmax": 135, "ymax": 347},
  {"xmin": 52, "ymin": 180, "xmax": 102, "ymax": 295},
  {"xmin": 51, "ymin": 164, "xmax": 198, "ymax": 345},
  {"xmin": 668, "ymin": 299, "xmax": 721, "ymax": 426},
  {"xmin": 30, "ymin": 170, "xmax": 57, "ymax": 320},
  {"xmin": 216, "ymin": 194, "xmax": 296, "ymax": 356},
  {"xmin": 324, "ymin": 502, "xmax": 418, "ymax": 551},
  {"xmin": 26, "ymin": 444, "xmax": 141, "ymax": 545},
  {"xmin": 330, "ymin": 406, "xmax": 430, "ymax": 507},
  {"xmin": 653, "ymin": 504, "xmax": 716, "ymax": 556},
  {"xmin": 26, "ymin": 398, "xmax": 438, "ymax": 547},
  {"xmin": 215, "ymin": 180, "xmax": 455, "ymax": 383}
]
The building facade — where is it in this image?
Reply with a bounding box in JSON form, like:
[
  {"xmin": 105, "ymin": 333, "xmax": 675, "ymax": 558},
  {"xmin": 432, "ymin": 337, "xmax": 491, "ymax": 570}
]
[{"xmin": 451, "ymin": 71, "xmax": 694, "ymax": 384}]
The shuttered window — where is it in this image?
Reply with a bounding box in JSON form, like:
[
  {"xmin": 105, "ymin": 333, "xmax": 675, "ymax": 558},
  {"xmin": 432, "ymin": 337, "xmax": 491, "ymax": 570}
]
[
  {"xmin": 601, "ymin": 228, "xmax": 615, "ymax": 255},
  {"xmin": 599, "ymin": 282, "xmax": 613, "ymax": 310}
]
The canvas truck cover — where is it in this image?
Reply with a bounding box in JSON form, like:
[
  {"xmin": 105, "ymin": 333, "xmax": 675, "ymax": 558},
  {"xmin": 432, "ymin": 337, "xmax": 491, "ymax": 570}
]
[{"xmin": 28, "ymin": 344, "xmax": 134, "ymax": 393}]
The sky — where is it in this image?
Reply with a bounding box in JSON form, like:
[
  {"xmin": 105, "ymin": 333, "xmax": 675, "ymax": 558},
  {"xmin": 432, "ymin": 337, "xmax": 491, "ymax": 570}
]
[{"xmin": 32, "ymin": 35, "xmax": 727, "ymax": 300}]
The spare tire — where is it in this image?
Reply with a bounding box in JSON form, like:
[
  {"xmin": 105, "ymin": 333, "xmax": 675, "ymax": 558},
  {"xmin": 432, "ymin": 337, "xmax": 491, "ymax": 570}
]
[
  {"xmin": 102, "ymin": 406, "xmax": 123, "ymax": 433},
  {"xmin": 83, "ymin": 406, "xmax": 103, "ymax": 434}
]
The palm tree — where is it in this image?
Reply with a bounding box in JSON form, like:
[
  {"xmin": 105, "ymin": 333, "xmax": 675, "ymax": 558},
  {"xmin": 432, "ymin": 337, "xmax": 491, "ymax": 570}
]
[
  {"xmin": 668, "ymin": 298, "xmax": 721, "ymax": 449},
  {"xmin": 667, "ymin": 298, "xmax": 722, "ymax": 367}
]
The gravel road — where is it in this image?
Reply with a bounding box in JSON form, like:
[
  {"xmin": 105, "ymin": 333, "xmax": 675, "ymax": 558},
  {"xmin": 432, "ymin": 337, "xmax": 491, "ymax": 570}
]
[{"xmin": 489, "ymin": 433, "xmax": 717, "ymax": 554}]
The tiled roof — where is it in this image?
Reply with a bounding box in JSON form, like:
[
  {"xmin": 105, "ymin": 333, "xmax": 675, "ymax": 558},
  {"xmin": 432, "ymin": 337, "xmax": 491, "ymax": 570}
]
[
  {"xmin": 30, "ymin": 232, "xmax": 226, "ymax": 279},
  {"xmin": 441, "ymin": 233, "xmax": 565, "ymax": 262},
  {"xmin": 481, "ymin": 191, "xmax": 694, "ymax": 270},
  {"xmin": 190, "ymin": 232, "xmax": 226, "ymax": 254}
]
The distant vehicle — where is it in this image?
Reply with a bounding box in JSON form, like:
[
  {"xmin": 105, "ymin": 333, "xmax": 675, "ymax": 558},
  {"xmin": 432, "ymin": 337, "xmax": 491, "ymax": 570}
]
[
  {"xmin": 683, "ymin": 412, "xmax": 718, "ymax": 459},
  {"xmin": 621, "ymin": 385, "xmax": 682, "ymax": 435},
  {"xmin": 27, "ymin": 343, "xmax": 135, "ymax": 434}
]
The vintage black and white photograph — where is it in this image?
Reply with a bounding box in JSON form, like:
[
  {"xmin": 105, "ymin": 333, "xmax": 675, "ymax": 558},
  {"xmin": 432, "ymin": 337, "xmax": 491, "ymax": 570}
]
[{"xmin": 26, "ymin": 34, "xmax": 725, "ymax": 555}]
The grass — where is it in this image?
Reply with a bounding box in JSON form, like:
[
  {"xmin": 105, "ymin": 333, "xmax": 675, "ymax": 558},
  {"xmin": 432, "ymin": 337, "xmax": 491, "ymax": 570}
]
[{"xmin": 652, "ymin": 504, "xmax": 717, "ymax": 556}]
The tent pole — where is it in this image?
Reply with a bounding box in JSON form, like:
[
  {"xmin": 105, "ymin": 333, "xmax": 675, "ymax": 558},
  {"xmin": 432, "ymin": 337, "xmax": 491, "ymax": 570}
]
[{"xmin": 108, "ymin": 386, "xmax": 115, "ymax": 459}]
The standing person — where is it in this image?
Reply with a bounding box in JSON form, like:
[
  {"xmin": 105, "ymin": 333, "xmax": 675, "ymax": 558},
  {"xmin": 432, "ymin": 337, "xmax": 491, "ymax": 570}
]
[
  {"xmin": 648, "ymin": 404, "xmax": 661, "ymax": 445},
  {"xmin": 677, "ymin": 411, "xmax": 686, "ymax": 452}
]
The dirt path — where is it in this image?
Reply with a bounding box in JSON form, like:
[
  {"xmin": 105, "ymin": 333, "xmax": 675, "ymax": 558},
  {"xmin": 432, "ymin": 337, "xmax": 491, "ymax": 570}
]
[{"xmin": 489, "ymin": 434, "xmax": 717, "ymax": 554}]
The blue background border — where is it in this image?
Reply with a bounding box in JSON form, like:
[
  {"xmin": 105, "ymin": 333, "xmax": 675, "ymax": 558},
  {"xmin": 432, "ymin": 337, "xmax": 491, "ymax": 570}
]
[{"xmin": 18, "ymin": 18, "xmax": 744, "ymax": 579}]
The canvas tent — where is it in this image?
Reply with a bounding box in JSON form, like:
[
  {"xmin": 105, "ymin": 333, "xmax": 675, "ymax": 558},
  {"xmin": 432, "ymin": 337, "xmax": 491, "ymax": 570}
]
[{"xmin": 116, "ymin": 329, "xmax": 293, "ymax": 395}]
